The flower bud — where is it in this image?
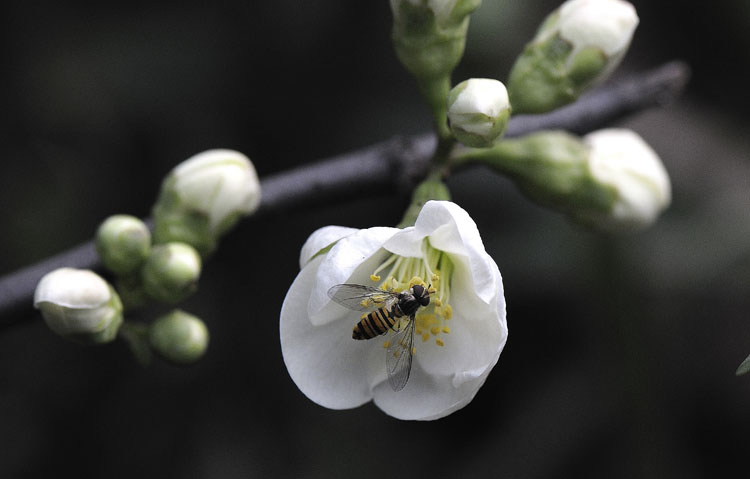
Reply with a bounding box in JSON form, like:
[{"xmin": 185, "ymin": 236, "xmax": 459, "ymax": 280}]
[
  {"xmin": 148, "ymin": 310, "xmax": 209, "ymax": 365},
  {"xmin": 95, "ymin": 215, "xmax": 151, "ymax": 275},
  {"xmin": 507, "ymin": 0, "xmax": 638, "ymax": 114},
  {"xmin": 577, "ymin": 128, "xmax": 671, "ymax": 230},
  {"xmin": 152, "ymin": 149, "xmax": 260, "ymax": 256},
  {"xmin": 141, "ymin": 242, "xmax": 202, "ymax": 303},
  {"xmin": 34, "ymin": 268, "xmax": 123, "ymax": 344},
  {"xmin": 390, "ymin": 0, "xmax": 482, "ymax": 80},
  {"xmin": 447, "ymin": 78, "xmax": 511, "ymax": 147},
  {"xmin": 461, "ymin": 128, "xmax": 670, "ymax": 231}
]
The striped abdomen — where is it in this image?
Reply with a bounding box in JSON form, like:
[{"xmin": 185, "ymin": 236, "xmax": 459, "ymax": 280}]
[{"xmin": 352, "ymin": 306, "xmax": 403, "ymax": 340}]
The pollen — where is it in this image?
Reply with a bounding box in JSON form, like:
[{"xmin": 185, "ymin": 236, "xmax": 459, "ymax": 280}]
[
  {"xmin": 430, "ymin": 326, "xmax": 442, "ymax": 335},
  {"xmin": 360, "ymin": 299, "xmax": 372, "ymax": 308},
  {"xmin": 370, "ymin": 274, "xmax": 381, "ymax": 282},
  {"xmin": 435, "ymin": 338, "xmax": 445, "ymax": 347},
  {"xmin": 411, "ymin": 347, "xmax": 416, "ymax": 355},
  {"xmin": 422, "ymin": 332, "xmax": 430, "ymax": 342},
  {"xmin": 361, "ymin": 313, "xmax": 368, "ymax": 320},
  {"xmin": 442, "ymin": 326, "xmax": 451, "ymax": 334},
  {"xmin": 383, "ymin": 340, "xmax": 391, "ymax": 348}
]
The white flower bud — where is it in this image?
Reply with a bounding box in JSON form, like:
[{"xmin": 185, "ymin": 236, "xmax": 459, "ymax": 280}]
[
  {"xmin": 149, "ymin": 310, "xmax": 209, "ymax": 365},
  {"xmin": 34, "ymin": 268, "xmax": 123, "ymax": 344},
  {"xmin": 95, "ymin": 214, "xmax": 151, "ymax": 275},
  {"xmin": 447, "ymin": 78, "xmax": 511, "ymax": 148},
  {"xmin": 578, "ymin": 128, "xmax": 671, "ymax": 230},
  {"xmin": 152, "ymin": 149, "xmax": 260, "ymax": 256},
  {"xmin": 507, "ymin": 0, "xmax": 638, "ymax": 113},
  {"xmin": 141, "ymin": 242, "xmax": 202, "ymax": 304}
]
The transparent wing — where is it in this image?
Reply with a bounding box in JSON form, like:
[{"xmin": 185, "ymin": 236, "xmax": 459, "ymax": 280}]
[
  {"xmin": 327, "ymin": 284, "xmax": 399, "ymax": 312},
  {"xmin": 386, "ymin": 315, "xmax": 416, "ymax": 392}
]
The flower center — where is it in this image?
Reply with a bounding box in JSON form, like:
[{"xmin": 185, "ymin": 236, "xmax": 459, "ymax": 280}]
[{"xmin": 369, "ymin": 239, "xmax": 454, "ymax": 349}]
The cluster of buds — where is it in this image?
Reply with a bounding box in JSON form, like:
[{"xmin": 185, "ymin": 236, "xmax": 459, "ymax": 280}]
[{"xmin": 34, "ymin": 149, "xmax": 260, "ymax": 364}]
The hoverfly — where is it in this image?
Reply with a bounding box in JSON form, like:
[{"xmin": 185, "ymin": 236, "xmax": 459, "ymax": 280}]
[{"xmin": 327, "ymin": 283, "xmax": 431, "ymax": 391}]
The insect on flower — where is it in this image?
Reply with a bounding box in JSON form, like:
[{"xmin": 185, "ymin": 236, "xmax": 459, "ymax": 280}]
[{"xmin": 327, "ymin": 283, "xmax": 432, "ymax": 391}]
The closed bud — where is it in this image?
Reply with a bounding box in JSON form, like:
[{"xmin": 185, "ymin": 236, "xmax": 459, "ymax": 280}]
[
  {"xmin": 447, "ymin": 78, "xmax": 511, "ymax": 147},
  {"xmin": 507, "ymin": 0, "xmax": 638, "ymax": 113},
  {"xmin": 390, "ymin": 0, "xmax": 482, "ymax": 79},
  {"xmin": 141, "ymin": 242, "xmax": 202, "ymax": 303},
  {"xmin": 34, "ymin": 268, "xmax": 123, "ymax": 344},
  {"xmin": 461, "ymin": 128, "xmax": 670, "ymax": 231},
  {"xmin": 148, "ymin": 310, "xmax": 209, "ymax": 365},
  {"xmin": 95, "ymin": 215, "xmax": 151, "ymax": 275},
  {"xmin": 152, "ymin": 149, "xmax": 260, "ymax": 256},
  {"xmin": 577, "ymin": 128, "xmax": 671, "ymax": 231}
]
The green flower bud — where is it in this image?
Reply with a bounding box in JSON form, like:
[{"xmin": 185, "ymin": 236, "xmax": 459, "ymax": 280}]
[
  {"xmin": 33, "ymin": 268, "xmax": 123, "ymax": 344},
  {"xmin": 390, "ymin": 0, "xmax": 481, "ymax": 79},
  {"xmin": 458, "ymin": 128, "xmax": 670, "ymax": 231},
  {"xmin": 507, "ymin": 0, "xmax": 638, "ymax": 114},
  {"xmin": 141, "ymin": 242, "xmax": 202, "ymax": 303},
  {"xmin": 148, "ymin": 310, "xmax": 209, "ymax": 365},
  {"xmin": 152, "ymin": 149, "xmax": 260, "ymax": 257},
  {"xmin": 95, "ymin": 214, "xmax": 151, "ymax": 275},
  {"xmin": 447, "ymin": 78, "xmax": 511, "ymax": 147}
]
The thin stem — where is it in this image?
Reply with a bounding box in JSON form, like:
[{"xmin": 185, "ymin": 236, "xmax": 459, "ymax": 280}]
[{"xmin": 0, "ymin": 61, "xmax": 690, "ymax": 327}]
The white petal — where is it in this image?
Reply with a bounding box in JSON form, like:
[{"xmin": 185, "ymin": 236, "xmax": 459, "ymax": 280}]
[
  {"xmin": 371, "ymin": 357, "xmax": 494, "ymax": 420},
  {"xmin": 417, "ymin": 260, "xmax": 507, "ymax": 377},
  {"xmin": 299, "ymin": 225, "xmax": 359, "ymax": 268},
  {"xmin": 558, "ymin": 0, "xmax": 639, "ymax": 56},
  {"xmin": 385, "ymin": 201, "xmax": 497, "ymax": 304},
  {"xmin": 34, "ymin": 268, "xmax": 111, "ymax": 309},
  {"xmin": 280, "ymin": 257, "xmax": 374, "ymax": 409},
  {"xmin": 309, "ymin": 226, "xmax": 400, "ymax": 326}
]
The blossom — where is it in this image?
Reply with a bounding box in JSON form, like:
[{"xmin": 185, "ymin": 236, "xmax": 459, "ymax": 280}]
[
  {"xmin": 152, "ymin": 149, "xmax": 261, "ymax": 256},
  {"xmin": 280, "ymin": 201, "xmax": 507, "ymax": 420},
  {"xmin": 447, "ymin": 78, "xmax": 511, "ymax": 148},
  {"xmin": 34, "ymin": 268, "xmax": 123, "ymax": 344},
  {"xmin": 507, "ymin": 0, "xmax": 639, "ymax": 113},
  {"xmin": 579, "ymin": 128, "xmax": 671, "ymax": 230}
]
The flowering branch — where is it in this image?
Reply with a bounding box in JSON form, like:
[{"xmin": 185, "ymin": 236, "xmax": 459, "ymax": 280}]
[{"xmin": 0, "ymin": 60, "xmax": 688, "ymax": 328}]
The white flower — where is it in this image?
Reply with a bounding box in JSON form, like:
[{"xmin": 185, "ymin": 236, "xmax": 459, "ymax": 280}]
[
  {"xmin": 507, "ymin": 0, "xmax": 639, "ymax": 113},
  {"xmin": 153, "ymin": 149, "xmax": 261, "ymax": 256},
  {"xmin": 551, "ymin": 0, "xmax": 639, "ymax": 57},
  {"xmin": 447, "ymin": 78, "xmax": 511, "ymax": 148},
  {"xmin": 34, "ymin": 268, "xmax": 123, "ymax": 344},
  {"xmin": 280, "ymin": 201, "xmax": 507, "ymax": 420},
  {"xmin": 580, "ymin": 128, "xmax": 671, "ymax": 230}
]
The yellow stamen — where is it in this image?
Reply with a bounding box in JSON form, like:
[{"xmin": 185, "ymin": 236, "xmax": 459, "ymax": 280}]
[{"xmin": 370, "ymin": 274, "xmax": 381, "ymax": 282}]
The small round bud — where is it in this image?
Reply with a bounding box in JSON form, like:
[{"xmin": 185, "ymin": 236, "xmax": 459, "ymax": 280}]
[
  {"xmin": 95, "ymin": 215, "xmax": 151, "ymax": 275},
  {"xmin": 507, "ymin": 0, "xmax": 638, "ymax": 113},
  {"xmin": 148, "ymin": 310, "xmax": 209, "ymax": 365},
  {"xmin": 578, "ymin": 128, "xmax": 671, "ymax": 230},
  {"xmin": 141, "ymin": 242, "xmax": 202, "ymax": 303},
  {"xmin": 152, "ymin": 149, "xmax": 260, "ymax": 256},
  {"xmin": 447, "ymin": 78, "xmax": 511, "ymax": 148},
  {"xmin": 34, "ymin": 268, "xmax": 123, "ymax": 344}
]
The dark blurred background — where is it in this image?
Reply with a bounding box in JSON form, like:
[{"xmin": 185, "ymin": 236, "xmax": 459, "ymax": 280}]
[{"xmin": 2, "ymin": 1, "xmax": 750, "ymax": 477}]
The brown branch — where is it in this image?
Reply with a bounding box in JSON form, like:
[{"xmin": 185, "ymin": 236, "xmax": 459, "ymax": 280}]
[{"xmin": 0, "ymin": 61, "xmax": 690, "ymax": 327}]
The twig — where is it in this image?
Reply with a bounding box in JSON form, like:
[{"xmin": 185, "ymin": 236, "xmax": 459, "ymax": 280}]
[{"xmin": 0, "ymin": 61, "xmax": 690, "ymax": 326}]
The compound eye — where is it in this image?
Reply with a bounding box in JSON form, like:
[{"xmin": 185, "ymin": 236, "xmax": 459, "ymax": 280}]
[{"xmin": 419, "ymin": 295, "xmax": 430, "ymax": 307}]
